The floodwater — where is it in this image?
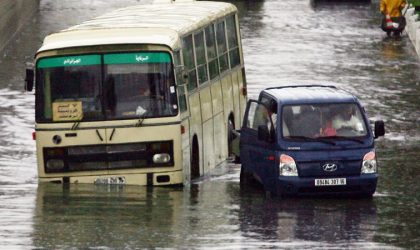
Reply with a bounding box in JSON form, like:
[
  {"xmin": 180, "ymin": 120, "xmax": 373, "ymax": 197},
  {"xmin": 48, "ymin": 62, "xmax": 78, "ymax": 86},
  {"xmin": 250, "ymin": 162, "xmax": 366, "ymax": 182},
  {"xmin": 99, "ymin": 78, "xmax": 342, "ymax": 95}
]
[{"xmin": 0, "ymin": 0, "xmax": 419, "ymax": 249}]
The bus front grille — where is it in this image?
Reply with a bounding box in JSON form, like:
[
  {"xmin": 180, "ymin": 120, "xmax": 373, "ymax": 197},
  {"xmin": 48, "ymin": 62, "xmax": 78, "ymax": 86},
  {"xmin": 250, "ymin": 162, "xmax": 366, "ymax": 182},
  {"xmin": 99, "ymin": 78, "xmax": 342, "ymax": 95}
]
[{"xmin": 43, "ymin": 141, "xmax": 173, "ymax": 173}]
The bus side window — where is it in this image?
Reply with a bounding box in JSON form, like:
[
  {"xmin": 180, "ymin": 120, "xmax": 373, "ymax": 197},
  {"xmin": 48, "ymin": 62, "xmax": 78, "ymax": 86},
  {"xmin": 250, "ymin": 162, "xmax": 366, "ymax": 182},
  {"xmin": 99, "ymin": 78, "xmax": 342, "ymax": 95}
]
[
  {"xmin": 216, "ymin": 20, "xmax": 229, "ymax": 73},
  {"xmin": 226, "ymin": 15, "xmax": 240, "ymax": 68},
  {"xmin": 194, "ymin": 31, "xmax": 208, "ymax": 85},
  {"xmin": 205, "ymin": 24, "xmax": 219, "ymax": 80},
  {"xmin": 174, "ymin": 50, "xmax": 188, "ymax": 113},
  {"xmin": 182, "ymin": 35, "xmax": 197, "ymax": 91}
]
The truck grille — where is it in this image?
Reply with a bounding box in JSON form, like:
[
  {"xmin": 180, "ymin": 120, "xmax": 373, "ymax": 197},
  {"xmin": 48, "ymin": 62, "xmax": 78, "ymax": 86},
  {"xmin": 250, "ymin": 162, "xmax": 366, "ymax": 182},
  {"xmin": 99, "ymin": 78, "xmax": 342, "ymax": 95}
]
[{"xmin": 297, "ymin": 160, "xmax": 362, "ymax": 178}]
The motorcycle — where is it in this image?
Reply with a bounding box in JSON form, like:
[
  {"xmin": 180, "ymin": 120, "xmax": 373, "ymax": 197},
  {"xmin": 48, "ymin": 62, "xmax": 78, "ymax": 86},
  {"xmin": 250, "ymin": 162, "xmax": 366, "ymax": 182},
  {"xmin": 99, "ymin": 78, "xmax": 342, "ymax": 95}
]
[{"xmin": 381, "ymin": 14, "xmax": 406, "ymax": 37}]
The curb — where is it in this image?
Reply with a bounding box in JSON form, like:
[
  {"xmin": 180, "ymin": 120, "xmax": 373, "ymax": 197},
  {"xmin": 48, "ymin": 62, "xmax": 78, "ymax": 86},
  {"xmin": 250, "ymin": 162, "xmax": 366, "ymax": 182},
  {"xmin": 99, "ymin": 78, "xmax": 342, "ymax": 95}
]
[{"xmin": 405, "ymin": 7, "xmax": 420, "ymax": 57}]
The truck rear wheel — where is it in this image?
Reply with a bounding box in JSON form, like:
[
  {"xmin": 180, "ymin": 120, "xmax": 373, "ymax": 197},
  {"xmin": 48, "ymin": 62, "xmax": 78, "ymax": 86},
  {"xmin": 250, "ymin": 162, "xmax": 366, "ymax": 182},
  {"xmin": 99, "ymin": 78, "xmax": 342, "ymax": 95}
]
[{"xmin": 239, "ymin": 165, "xmax": 254, "ymax": 186}]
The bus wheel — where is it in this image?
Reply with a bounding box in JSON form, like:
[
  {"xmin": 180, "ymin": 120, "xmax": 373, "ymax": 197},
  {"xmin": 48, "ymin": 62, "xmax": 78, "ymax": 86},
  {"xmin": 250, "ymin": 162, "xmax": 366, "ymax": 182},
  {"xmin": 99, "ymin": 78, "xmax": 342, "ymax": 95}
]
[{"xmin": 191, "ymin": 137, "xmax": 200, "ymax": 180}]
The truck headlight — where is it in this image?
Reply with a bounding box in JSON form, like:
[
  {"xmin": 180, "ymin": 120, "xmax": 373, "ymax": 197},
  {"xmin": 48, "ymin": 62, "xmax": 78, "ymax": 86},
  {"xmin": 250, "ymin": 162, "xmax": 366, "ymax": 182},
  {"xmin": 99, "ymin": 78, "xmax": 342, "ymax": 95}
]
[
  {"xmin": 279, "ymin": 154, "xmax": 298, "ymax": 176},
  {"xmin": 361, "ymin": 151, "xmax": 377, "ymax": 174}
]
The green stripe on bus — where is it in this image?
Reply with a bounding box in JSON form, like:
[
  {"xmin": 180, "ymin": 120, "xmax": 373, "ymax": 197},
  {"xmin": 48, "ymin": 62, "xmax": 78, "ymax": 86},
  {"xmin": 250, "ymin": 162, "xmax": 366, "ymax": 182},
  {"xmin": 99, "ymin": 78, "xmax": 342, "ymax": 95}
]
[
  {"xmin": 104, "ymin": 53, "xmax": 171, "ymax": 64},
  {"xmin": 37, "ymin": 55, "xmax": 101, "ymax": 68}
]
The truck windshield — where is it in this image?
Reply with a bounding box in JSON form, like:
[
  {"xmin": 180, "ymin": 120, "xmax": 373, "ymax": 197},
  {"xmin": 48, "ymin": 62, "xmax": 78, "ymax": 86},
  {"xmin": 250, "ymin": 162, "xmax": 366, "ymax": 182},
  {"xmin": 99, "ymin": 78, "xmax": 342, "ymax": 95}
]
[
  {"xmin": 282, "ymin": 103, "xmax": 368, "ymax": 139},
  {"xmin": 35, "ymin": 52, "xmax": 177, "ymax": 123}
]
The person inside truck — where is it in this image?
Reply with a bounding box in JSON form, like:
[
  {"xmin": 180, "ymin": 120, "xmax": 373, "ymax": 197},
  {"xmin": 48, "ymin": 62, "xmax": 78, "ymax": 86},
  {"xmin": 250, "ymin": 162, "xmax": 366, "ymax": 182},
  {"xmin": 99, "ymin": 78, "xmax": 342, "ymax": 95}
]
[
  {"xmin": 320, "ymin": 111, "xmax": 337, "ymax": 137},
  {"xmin": 293, "ymin": 105, "xmax": 321, "ymax": 138},
  {"xmin": 268, "ymin": 101, "xmax": 277, "ymax": 132},
  {"xmin": 332, "ymin": 105, "xmax": 362, "ymax": 134}
]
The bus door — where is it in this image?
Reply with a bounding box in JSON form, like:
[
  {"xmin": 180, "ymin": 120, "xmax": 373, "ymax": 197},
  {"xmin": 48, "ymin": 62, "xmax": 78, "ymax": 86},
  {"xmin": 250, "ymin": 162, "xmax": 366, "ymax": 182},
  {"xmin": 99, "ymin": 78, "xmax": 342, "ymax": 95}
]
[{"xmin": 174, "ymin": 50, "xmax": 191, "ymax": 183}]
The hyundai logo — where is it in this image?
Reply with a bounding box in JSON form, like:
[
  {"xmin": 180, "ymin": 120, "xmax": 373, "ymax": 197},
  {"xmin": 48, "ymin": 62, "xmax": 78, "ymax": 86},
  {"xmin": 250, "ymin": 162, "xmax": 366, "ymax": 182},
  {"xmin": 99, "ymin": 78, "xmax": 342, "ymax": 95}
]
[{"xmin": 322, "ymin": 163, "xmax": 338, "ymax": 172}]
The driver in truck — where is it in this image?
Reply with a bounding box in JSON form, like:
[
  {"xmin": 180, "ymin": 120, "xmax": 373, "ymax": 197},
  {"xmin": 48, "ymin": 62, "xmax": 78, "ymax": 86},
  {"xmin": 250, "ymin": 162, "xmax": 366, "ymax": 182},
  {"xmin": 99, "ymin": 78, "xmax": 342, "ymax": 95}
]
[{"xmin": 332, "ymin": 105, "xmax": 362, "ymax": 132}]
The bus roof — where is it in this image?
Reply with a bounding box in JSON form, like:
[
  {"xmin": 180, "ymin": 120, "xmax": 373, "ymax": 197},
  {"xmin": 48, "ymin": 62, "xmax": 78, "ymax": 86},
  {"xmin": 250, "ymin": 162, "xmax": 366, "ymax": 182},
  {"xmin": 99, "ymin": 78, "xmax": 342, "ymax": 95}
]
[
  {"xmin": 37, "ymin": 1, "xmax": 237, "ymax": 54},
  {"xmin": 262, "ymin": 85, "xmax": 359, "ymax": 105}
]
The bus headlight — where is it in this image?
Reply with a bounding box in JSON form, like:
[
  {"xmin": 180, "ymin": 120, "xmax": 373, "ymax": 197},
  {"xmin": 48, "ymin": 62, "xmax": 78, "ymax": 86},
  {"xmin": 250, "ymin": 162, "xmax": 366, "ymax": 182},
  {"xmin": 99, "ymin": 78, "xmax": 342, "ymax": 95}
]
[
  {"xmin": 279, "ymin": 154, "xmax": 298, "ymax": 176},
  {"xmin": 153, "ymin": 153, "xmax": 171, "ymax": 164},
  {"xmin": 361, "ymin": 151, "xmax": 377, "ymax": 174},
  {"xmin": 46, "ymin": 159, "xmax": 65, "ymax": 171}
]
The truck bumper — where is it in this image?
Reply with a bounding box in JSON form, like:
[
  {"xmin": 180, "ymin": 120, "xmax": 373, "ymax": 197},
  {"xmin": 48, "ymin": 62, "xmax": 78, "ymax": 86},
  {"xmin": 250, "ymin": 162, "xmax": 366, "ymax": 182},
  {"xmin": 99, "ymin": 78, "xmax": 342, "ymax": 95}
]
[
  {"xmin": 276, "ymin": 174, "xmax": 378, "ymax": 196},
  {"xmin": 38, "ymin": 169, "xmax": 183, "ymax": 186}
]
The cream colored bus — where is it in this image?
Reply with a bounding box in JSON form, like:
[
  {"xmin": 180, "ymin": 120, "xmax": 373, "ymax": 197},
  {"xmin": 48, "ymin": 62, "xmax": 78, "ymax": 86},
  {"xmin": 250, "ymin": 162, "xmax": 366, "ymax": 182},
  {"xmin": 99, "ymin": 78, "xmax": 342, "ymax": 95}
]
[{"xmin": 25, "ymin": 0, "xmax": 247, "ymax": 185}]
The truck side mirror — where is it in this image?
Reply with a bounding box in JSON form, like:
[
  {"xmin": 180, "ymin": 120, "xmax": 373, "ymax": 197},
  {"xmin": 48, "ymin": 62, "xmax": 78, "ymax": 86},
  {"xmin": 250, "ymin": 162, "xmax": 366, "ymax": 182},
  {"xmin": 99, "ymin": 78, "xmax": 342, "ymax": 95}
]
[
  {"xmin": 25, "ymin": 63, "xmax": 34, "ymax": 92},
  {"xmin": 374, "ymin": 120, "xmax": 385, "ymax": 139},
  {"xmin": 257, "ymin": 125, "xmax": 270, "ymax": 142}
]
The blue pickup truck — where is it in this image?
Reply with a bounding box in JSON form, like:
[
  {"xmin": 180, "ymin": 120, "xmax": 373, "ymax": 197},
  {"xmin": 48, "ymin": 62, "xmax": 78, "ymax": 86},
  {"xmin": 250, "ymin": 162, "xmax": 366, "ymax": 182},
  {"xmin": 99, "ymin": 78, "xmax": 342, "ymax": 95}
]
[{"xmin": 239, "ymin": 85, "xmax": 385, "ymax": 197}]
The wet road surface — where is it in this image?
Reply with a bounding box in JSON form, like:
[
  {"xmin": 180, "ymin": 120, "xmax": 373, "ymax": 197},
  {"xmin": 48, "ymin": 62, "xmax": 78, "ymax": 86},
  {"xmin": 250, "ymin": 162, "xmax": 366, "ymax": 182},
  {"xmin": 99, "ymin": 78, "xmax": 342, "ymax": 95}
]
[{"xmin": 0, "ymin": 0, "xmax": 419, "ymax": 249}]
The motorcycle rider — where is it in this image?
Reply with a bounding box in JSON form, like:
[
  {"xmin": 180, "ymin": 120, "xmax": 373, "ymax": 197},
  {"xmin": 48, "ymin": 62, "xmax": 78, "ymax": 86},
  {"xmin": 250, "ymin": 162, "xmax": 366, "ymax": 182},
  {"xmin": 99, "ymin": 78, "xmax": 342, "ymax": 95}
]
[{"xmin": 380, "ymin": 0, "xmax": 407, "ymax": 37}]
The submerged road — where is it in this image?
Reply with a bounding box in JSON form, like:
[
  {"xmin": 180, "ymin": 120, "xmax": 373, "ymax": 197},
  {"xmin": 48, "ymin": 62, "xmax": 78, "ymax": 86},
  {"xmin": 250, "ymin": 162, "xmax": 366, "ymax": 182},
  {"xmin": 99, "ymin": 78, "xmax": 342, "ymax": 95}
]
[{"xmin": 0, "ymin": 0, "xmax": 419, "ymax": 249}]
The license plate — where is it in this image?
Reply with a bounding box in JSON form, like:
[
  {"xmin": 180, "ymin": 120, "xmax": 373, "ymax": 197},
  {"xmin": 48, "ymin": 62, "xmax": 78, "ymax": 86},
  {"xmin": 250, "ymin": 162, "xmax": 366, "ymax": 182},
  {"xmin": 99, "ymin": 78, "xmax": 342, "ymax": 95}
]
[
  {"xmin": 94, "ymin": 176, "xmax": 126, "ymax": 185},
  {"xmin": 315, "ymin": 178, "xmax": 346, "ymax": 186}
]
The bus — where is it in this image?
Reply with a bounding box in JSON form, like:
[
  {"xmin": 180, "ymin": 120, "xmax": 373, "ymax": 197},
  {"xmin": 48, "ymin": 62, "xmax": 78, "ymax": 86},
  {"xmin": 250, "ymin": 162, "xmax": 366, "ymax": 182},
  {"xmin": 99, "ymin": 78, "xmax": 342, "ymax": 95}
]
[{"xmin": 25, "ymin": 0, "xmax": 247, "ymax": 186}]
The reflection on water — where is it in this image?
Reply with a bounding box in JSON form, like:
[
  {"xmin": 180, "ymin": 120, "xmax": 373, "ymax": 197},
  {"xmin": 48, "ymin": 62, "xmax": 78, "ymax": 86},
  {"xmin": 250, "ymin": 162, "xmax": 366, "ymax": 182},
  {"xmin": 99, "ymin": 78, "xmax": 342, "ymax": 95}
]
[
  {"xmin": 29, "ymin": 172, "xmax": 395, "ymax": 249},
  {"xmin": 374, "ymin": 146, "xmax": 420, "ymax": 248},
  {"xmin": 1, "ymin": 167, "xmax": 408, "ymax": 249},
  {"xmin": 0, "ymin": 0, "xmax": 419, "ymax": 249},
  {"xmin": 0, "ymin": 0, "xmax": 40, "ymax": 51},
  {"xmin": 310, "ymin": 0, "xmax": 372, "ymax": 9},
  {"xmin": 236, "ymin": 193, "xmax": 379, "ymax": 248},
  {"xmin": 32, "ymin": 184, "xmax": 185, "ymax": 249}
]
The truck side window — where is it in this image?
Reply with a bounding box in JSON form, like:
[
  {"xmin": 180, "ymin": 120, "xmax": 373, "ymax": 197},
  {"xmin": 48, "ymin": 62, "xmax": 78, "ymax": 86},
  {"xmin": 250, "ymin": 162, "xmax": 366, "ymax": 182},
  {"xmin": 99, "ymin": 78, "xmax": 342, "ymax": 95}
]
[
  {"xmin": 260, "ymin": 96, "xmax": 277, "ymax": 131},
  {"xmin": 245, "ymin": 101, "xmax": 271, "ymax": 131}
]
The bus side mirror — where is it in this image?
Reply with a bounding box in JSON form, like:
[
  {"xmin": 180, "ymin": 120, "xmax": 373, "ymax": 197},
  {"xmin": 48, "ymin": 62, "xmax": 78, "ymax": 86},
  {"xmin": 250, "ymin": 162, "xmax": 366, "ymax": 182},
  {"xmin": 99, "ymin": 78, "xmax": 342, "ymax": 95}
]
[
  {"xmin": 175, "ymin": 65, "xmax": 188, "ymax": 85},
  {"xmin": 374, "ymin": 120, "xmax": 385, "ymax": 139},
  {"xmin": 25, "ymin": 63, "xmax": 34, "ymax": 92},
  {"xmin": 258, "ymin": 125, "xmax": 270, "ymax": 142},
  {"xmin": 181, "ymin": 69, "xmax": 188, "ymax": 84}
]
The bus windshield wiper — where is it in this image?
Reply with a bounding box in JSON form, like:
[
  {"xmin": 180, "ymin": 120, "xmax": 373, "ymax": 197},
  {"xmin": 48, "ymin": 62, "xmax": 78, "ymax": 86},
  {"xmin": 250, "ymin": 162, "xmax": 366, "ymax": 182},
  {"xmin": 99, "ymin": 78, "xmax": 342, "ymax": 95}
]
[
  {"xmin": 286, "ymin": 136, "xmax": 336, "ymax": 145},
  {"xmin": 71, "ymin": 122, "xmax": 80, "ymax": 130},
  {"xmin": 135, "ymin": 108, "xmax": 150, "ymax": 127},
  {"xmin": 135, "ymin": 114, "xmax": 146, "ymax": 127},
  {"xmin": 323, "ymin": 136, "xmax": 364, "ymax": 144}
]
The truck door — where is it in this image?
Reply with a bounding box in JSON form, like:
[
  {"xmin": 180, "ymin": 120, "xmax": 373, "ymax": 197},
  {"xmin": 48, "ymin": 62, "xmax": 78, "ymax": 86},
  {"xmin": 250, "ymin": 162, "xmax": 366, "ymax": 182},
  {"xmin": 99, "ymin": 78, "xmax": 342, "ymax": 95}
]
[{"xmin": 240, "ymin": 100, "xmax": 276, "ymax": 186}]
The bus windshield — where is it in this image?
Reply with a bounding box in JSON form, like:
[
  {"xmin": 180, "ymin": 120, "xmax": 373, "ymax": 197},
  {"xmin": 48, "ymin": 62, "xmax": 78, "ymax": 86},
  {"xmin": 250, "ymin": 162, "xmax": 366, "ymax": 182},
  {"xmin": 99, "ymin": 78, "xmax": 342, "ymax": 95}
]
[
  {"xmin": 282, "ymin": 103, "xmax": 368, "ymax": 139},
  {"xmin": 36, "ymin": 52, "xmax": 177, "ymax": 123}
]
